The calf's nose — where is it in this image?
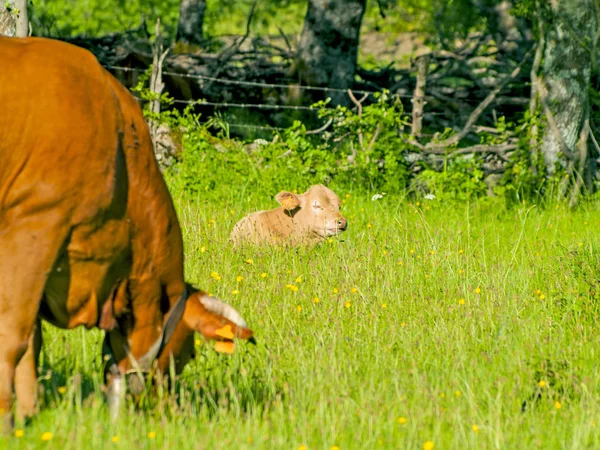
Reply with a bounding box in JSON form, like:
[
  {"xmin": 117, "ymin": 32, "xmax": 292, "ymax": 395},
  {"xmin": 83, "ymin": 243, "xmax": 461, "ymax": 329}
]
[{"xmin": 337, "ymin": 218, "xmax": 347, "ymax": 230}]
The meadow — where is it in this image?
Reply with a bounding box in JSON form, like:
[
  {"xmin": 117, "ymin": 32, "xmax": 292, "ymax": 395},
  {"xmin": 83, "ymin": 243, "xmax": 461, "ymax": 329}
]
[{"xmin": 3, "ymin": 190, "xmax": 600, "ymax": 449}]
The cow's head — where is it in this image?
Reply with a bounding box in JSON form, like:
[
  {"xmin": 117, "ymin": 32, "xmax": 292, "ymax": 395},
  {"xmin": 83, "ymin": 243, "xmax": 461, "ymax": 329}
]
[
  {"xmin": 276, "ymin": 184, "xmax": 347, "ymax": 239},
  {"xmin": 159, "ymin": 287, "xmax": 254, "ymax": 374},
  {"xmin": 104, "ymin": 285, "xmax": 253, "ymax": 406}
]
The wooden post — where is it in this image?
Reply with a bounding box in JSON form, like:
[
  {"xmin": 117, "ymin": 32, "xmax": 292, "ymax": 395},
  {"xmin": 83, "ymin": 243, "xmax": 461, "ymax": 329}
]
[
  {"xmin": 411, "ymin": 55, "xmax": 429, "ymax": 137},
  {"xmin": 149, "ymin": 18, "xmax": 170, "ymax": 163},
  {"xmin": 14, "ymin": 0, "xmax": 27, "ymax": 37}
]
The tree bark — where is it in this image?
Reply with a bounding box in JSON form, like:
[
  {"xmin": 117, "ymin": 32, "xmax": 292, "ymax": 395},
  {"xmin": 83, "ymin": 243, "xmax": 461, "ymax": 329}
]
[
  {"xmin": 0, "ymin": 1, "xmax": 16, "ymax": 37},
  {"xmin": 177, "ymin": 0, "xmax": 206, "ymax": 46},
  {"xmin": 293, "ymin": 0, "xmax": 366, "ymax": 105},
  {"xmin": 538, "ymin": 0, "xmax": 597, "ymax": 173}
]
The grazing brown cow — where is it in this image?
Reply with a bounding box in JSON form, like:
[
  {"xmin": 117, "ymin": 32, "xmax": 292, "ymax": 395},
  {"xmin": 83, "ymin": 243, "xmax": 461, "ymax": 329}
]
[
  {"xmin": 0, "ymin": 36, "xmax": 253, "ymax": 428},
  {"xmin": 230, "ymin": 185, "xmax": 347, "ymax": 245}
]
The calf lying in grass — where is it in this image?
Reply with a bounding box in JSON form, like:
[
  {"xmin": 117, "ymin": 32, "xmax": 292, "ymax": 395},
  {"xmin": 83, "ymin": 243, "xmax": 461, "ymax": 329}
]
[{"xmin": 231, "ymin": 185, "xmax": 347, "ymax": 245}]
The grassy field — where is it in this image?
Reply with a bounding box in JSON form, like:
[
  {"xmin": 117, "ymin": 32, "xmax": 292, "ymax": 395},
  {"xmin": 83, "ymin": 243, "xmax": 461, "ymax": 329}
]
[{"xmin": 3, "ymin": 191, "xmax": 600, "ymax": 449}]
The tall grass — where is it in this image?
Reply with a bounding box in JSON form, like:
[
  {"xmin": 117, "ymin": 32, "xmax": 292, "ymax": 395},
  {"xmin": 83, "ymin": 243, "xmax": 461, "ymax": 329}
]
[{"xmin": 4, "ymin": 192, "xmax": 600, "ymax": 449}]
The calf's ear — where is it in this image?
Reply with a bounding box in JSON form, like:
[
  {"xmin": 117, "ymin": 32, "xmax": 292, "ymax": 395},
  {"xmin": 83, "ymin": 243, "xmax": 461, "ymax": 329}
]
[
  {"xmin": 183, "ymin": 292, "xmax": 254, "ymax": 353},
  {"xmin": 275, "ymin": 191, "xmax": 301, "ymax": 211}
]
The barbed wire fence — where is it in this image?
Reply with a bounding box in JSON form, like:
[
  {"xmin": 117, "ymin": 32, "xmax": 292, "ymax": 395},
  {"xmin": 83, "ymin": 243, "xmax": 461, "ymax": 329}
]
[{"xmin": 103, "ymin": 41, "xmax": 532, "ymax": 166}]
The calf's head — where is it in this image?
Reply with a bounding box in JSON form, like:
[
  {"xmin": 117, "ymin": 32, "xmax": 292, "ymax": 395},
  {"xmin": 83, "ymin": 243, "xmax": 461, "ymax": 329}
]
[{"xmin": 276, "ymin": 184, "xmax": 347, "ymax": 239}]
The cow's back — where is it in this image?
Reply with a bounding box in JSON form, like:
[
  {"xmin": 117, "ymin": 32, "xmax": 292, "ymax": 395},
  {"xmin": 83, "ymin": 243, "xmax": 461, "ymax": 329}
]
[{"xmin": 0, "ymin": 37, "xmax": 122, "ymax": 225}]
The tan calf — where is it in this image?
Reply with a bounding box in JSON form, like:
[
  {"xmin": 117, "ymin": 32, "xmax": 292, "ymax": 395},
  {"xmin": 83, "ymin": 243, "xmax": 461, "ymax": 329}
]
[{"xmin": 231, "ymin": 185, "xmax": 347, "ymax": 245}]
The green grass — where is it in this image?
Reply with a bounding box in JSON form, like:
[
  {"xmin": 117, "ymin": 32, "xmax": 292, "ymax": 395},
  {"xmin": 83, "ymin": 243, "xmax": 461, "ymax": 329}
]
[{"xmin": 4, "ymin": 192, "xmax": 600, "ymax": 449}]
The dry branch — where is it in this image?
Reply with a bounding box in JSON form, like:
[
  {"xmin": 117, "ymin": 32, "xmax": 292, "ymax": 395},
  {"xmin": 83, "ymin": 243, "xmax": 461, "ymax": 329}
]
[{"xmin": 424, "ymin": 48, "xmax": 533, "ymax": 151}]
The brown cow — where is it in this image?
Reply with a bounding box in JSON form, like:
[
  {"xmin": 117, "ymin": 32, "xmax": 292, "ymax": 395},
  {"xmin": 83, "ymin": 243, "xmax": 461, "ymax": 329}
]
[
  {"xmin": 230, "ymin": 185, "xmax": 347, "ymax": 245},
  {"xmin": 0, "ymin": 36, "xmax": 253, "ymax": 428}
]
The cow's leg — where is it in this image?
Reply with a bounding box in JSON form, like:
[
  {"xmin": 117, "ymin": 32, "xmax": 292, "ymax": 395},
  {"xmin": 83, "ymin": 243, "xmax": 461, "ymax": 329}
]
[
  {"xmin": 14, "ymin": 317, "xmax": 42, "ymax": 421},
  {"xmin": 0, "ymin": 213, "xmax": 67, "ymax": 431}
]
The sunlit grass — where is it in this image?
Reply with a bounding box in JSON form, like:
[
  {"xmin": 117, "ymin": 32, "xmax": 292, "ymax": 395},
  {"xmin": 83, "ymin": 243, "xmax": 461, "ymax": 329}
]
[{"xmin": 4, "ymin": 193, "xmax": 600, "ymax": 449}]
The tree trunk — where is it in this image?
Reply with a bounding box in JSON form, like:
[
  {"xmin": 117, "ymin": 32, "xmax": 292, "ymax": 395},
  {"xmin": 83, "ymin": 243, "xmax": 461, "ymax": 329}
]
[
  {"xmin": 538, "ymin": 0, "xmax": 597, "ymax": 173},
  {"xmin": 293, "ymin": 0, "xmax": 366, "ymax": 105},
  {"xmin": 0, "ymin": 1, "xmax": 16, "ymax": 37},
  {"xmin": 177, "ymin": 0, "xmax": 206, "ymax": 46}
]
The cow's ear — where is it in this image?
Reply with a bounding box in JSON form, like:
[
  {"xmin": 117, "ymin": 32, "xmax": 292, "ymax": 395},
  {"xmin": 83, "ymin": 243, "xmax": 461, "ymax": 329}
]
[
  {"xmin": 275, "ymin": 191, "xmax": 301, "ymax": 211},
  {"xmin": 183, "ymin": 292, "xmax": 254, "ymax": 352}
]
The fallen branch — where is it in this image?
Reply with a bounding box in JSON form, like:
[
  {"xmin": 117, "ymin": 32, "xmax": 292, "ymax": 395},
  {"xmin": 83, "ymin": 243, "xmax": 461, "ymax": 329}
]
[{"xmin": 424, "ymin": 48, "xmax": 533, "ymax": 151}]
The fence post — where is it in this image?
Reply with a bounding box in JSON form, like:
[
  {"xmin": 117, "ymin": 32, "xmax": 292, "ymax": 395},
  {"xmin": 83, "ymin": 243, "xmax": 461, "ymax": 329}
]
[
  {"xmin": 411, "ymin": 54, "xmax": 429, "ymax": 137},
  {"xmin": 149, "ymin": 18, "xmax": 170, "ymax": 164},
  {"xmin": 14, "ymin": 0, "xmax": 27, "ymax": 37}
]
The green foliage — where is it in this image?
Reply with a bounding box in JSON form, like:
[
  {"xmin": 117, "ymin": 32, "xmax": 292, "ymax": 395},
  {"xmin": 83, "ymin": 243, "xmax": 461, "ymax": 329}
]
[
  {"xmin": 160, "ymin": 90, "xmax": 413, "ymax": 201},
  {"xmin": 31, "ymin": 0, "xmax": 179, "ymax": 37},
  {"xmin": 499, "ymin": 109, "xmax": 547, "ymax": 206},
  {"xmin": 414, "ymin": 156, "xmax": 488, "ymax": 201}
]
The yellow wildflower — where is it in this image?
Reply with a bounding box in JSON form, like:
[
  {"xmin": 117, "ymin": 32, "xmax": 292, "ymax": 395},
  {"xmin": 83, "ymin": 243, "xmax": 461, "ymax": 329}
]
[
  {"xmin": 210, "ymin": 271, "xmax": 221, "ymax": 281},
  {"xmin": 236, "ymin": 276, "xmax": 243, "ymax": 282},
  {"xmin": 200, "ymin": 246, "xmax": 206, "ymax": 253},
  {"xmin": 333, "ymin": 288, "xmax": 339, "ymax": 294},
  {"xmin": 383, "ymin": 250, "xmax": 388, "ymax": 256},
  {"xmin": 112, "ymin": 436, "xmax": 119, "ymax": 443},
  {"xmin": 458, "ymin": 298, "xmax": 465, "ymax": 305},
  {"xmin": 397, "ymin": 416, "xmax": 407, "ymax": 424},
  {"xmin": 58, "ymin": 386, "xmax": 67, "ymax": 394},
  {"xmin": 296, "ymin": 305, "xmax": 302, "ymax": 312},
  {"xmin": 351, "ymin": 287, "xmax": 358, "ymax": 294},
  {"xmin": 344, "ymin": 301, "xmax": 351, "ymax": 308},
  {"xmin": 261, "ymin": 272, "xmax": 268, "ymax": 278},
  {"xmin": 148, "ymin": 431, "xmax": 156, "ymax": 439},
  {"xmin": 474, "ymin": 287, "xmax": 481, "ymax": 294},
  {"xmin": 345, "ymin": 193, "xmax": 351, "ymax": 198},
  {"xmin": 312, "ymin": 297, "xmax": 320, "ymax": 303},
  {"xmin": 538, "ymin": 380, "xmax": 546, "ymax": 388},
  {"xmin": 330, "ymin": 446, "xmax": 340, "ymax": 450},
  {"xmin": 381, "ymin": 303, "xmax": 387, "ymax": 309},
  {"xmin": 195, "ymin": 339, "xmax": 201, "ymax": 346},
  {"xmin": 455, "ymin": 390, "xmax": 461, "ymax": 397},
  {"xmin": 286, "ymin": 284, "xmax": 299, "ymax": 292},
  {"xmin": 555, "ymin": 400, "xmax": 562, "ymax": 409},
  {"xmin": 245, "ymin": 258, "xmax": 253, "ymax": 264},
  {"xmin": 41, "ymin": 432, "xmax": 53, "ymax": 441},
  {"xmin": 295, "ymin": 276, "xmax": 302, "ymax": 283},
  {"xmin": 232, "ymin": 289, "xmax": 239, "ymax": 295},
  {"xmin": 14, "ymin": 429, "xmax": 24, "ymax": 438},
  {"xmin": 472, "ymin": 425, "xmax": 479, "ymax": 433},
  {"xmin": 298, "ymin": 446, "xmax": 308, "ymax": 450},
  {"xmin": 423, "ymin": 441, "xmax": 434, "ymax": 450},
  {"xmin": 367, "ymin": 223, "xmax": 372, "ymax": 229}
]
